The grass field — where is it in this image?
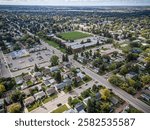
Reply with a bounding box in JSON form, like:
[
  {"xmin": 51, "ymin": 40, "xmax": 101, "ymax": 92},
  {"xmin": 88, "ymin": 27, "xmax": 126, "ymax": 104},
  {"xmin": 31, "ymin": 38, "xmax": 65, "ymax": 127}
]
[
  {"xmin": 58, "ymin": 31, "xmax": 92, "ymax": 41},
  {"xmin": 52, "ymin": 104, "xmax": 69, "ymax": 113},
  {"xmin": 45, "ymin": 39, "xmax": 66, "ymax": 53}
]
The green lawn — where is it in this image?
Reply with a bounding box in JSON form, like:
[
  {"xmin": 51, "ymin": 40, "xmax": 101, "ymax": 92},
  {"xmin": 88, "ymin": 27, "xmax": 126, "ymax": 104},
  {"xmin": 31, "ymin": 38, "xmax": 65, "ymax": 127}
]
[
  {"xmin": 52, "ymin": 104, "xmax": 69, "ymax": 113},
  {"xmin": 83, "ymin": 75, "xmax": 92, "ymax": 83},
  {"xmin": 58, "ymin": 31, "xmax": 92, "ymax": 41},
  {"xmin": 45, "ymin": 40, "xmax": 66, "ymax": 53},
  {"xmin": 42, "ymin": 95, "xmax": 58, "ymax": 104},
  {"xmin": 27, "ymin": 102, "xmax": 42, "ymax": 112}
]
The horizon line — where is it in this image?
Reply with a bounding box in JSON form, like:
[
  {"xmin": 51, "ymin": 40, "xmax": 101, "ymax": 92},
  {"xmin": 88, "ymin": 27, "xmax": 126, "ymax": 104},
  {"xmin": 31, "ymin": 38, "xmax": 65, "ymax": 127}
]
[{"xmin": 0, "ymin": 4, "xmax": 150, "ymax": 7}]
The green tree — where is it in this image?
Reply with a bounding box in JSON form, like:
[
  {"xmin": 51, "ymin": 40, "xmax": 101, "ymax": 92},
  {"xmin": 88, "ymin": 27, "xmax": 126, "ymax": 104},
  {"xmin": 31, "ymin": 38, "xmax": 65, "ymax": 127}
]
[
  {"xmin": 8, "ymin": 103, "xmax": 21, "ymax": 113},
  {"xmin": 68, "ymin": 97, "xmax": 72, "ymax": 106},
  {"xmin": 101, "ymin": 103, "xmax": 111, "ymax": 112},
  {"xmin": 55, "ymin": 71, "xmax": 62, "ymax": 83},
  {"xmin": 100, "ymin": 88, "xmax": 111, "ymax": 101},
  {"xmin": 0, "ymin": 84, "xmax": 6, "ymax": 97},
  {"xmin": 141, "ymin": 75, "xmax": 150, "ymax": 85},
  {"xmin": 34, "ymin": 64, "xmax": 39, "ymax": 72},
  {"xmin": 50, "ymin": 55, "xmax": 59, "ymax": 66},
  {"xmin": 120, "ymin": 66, "xmax": 128, "ymax": 75}
]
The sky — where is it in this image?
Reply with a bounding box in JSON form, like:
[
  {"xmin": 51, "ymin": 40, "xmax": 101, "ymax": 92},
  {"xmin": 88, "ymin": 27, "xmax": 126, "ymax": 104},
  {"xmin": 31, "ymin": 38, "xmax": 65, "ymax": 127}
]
[{"xmin": 0, "ymin": 0, "xmax": 150, "ymax": 6}]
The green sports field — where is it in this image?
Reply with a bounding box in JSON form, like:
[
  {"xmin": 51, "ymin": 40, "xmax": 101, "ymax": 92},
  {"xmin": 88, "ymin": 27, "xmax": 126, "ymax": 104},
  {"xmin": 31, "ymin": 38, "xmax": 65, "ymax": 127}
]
[{"xmin": 58, "ymin": 31, "xmax": 92, "ymax": 41}]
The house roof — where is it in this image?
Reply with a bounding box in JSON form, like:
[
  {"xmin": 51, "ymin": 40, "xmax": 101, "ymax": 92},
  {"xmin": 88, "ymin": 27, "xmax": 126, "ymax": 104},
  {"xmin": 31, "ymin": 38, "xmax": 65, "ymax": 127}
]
[
  {"xmin": 77, "ymin": 72, "xmax": 85, "ymax": 79},
  {"xmin": 50, "ymin": 66, "xmax": 59, "ymax": 72},
  {"xmin": 46, "ymin": 87, "xmax": 56, "ymax": 95},
  {"xmin": 110, "ymin": 97, "xmax": 119, "ymax": 105},
  {"xmin": 0, "ymin": 99, "xmax": 4, "ymax": 106},
  {"xmin": 83, "ymin": 97, "xmax": 91, "ymax": 105},
  {"xmin": 24, "ymin": 96, "xmax": 35, "ymax": 106},
  {"xmin": 34, "ymin": 91, "xmax": 46, "ymax": 100},
  {"xmin": 56, "ymin": 83, "xmax": 66, "ymax": 90},
  {"xmin": 74, "ymin": 103, "xmax": 84, "ymax": 113}
]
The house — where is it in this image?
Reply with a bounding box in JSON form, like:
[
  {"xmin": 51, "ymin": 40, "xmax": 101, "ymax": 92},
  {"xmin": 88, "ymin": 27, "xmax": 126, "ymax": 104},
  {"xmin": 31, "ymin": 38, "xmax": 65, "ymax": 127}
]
[
  {"xmin": 77, "ymin": 72, "xmax": 85, "ymax": 79},
  {"xmin": 42, "ymin": 75, "xmax": 51, "ymax": 81},
  {"xmin": 50, "ymin": 66, "xmax": 59, "ymax": 72},
  {"xmin": 95, "ymin": 92, "xmax": 101, "ymax": 100},
  {"xmin": 63, "ymin": 62, "xmax": 72, "ymax": 68},
  {"xmin": 15, "ymin": 76, "xmax": 24, "ymax": 85},
  {"xmin": 22, "ymin": 89, "xmax": 31, "ymax": 96},
  {"xmin": 49, "ymin": 79, "xmax": 56, "ymax": 85},
  {"xmin": 55, "ymin": 83, "xmax": 66, "ymax": 90},
  {"xmin": 83, "ymin": 97, "xmax": 91, "ymax": 105},
  {"xmin": 42, "ymin": 67, "xmax": 51, "ymax": 75},
  {"xmin": 24, "ymin": 96, "xmax": 35, "ymax": 107},
  {"xmin": 23, "ymin": 75, "xmax": 32, "ymax": 82},
  {"xmin": 30, "ymin": 85, "xmax": 42, "ymax": 91},
  {"xmin": 21, "ymin": 82, "xmax": 28, "ymax": 90},
  {"xmin": 0, "ymin": 99, "xmax": 4, "ymax": 113},
  {"xmin": 33, "ymin": 72, "xmax": 42, "ymax": 78},
  {"xmin": 43, "ymin": 80, "xmax": 51, "ymax": 87},
  {"xmin": 126, "ymin": 72, "xmax": 137, "ymax": 79},
  {"xmin": 34, "ymin": 91, "xmax": 46, "ymax": 100},
  {"xmin": 4, "ymin": 97, "xmax": 12, "ymax": 105},
  {"xmin": 63, "ymin": 78, "xmax": 72, "ymax": 86},
  {"xmin": 141, "ymin": 94, "xmax": 150, "ymax": 101},
  {"xmin": 55, "ymin": 78, "xmax": 72, "ymax": 90},
  {"xmin": 46, "ymin": 87, "xmax": 56, "ymax": 96},
  {"xmin": 142, "ymin": 89, "xmax": 150, "ymax": 97},
  {"xmin": 110, "ymin": 97, "xmax": 119, "ymax": 105},
  {"xmin": 74, "ymin": 103, "xmax": 84, "ymax": 113}
]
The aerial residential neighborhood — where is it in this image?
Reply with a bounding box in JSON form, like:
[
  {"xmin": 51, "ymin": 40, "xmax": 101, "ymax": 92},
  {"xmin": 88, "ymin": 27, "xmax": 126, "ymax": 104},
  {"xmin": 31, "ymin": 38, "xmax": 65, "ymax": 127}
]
[{"xmin": 0, "ymin": 5, "xmax": 150, "ymax": 113}]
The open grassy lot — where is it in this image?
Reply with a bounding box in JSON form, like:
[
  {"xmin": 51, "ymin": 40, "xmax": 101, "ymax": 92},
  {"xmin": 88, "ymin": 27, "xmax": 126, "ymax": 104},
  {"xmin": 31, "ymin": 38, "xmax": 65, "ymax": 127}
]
[
  {"xmin": 52, "ymin": 104, "xmax": 69, "ymax": 113},
  {"xmin": 45, "ymin": 40, "xmax": 66, "ymax": 53},
  {"xmin": 58, "ymin": 31, "xmax": 92, "ymax": 41}
]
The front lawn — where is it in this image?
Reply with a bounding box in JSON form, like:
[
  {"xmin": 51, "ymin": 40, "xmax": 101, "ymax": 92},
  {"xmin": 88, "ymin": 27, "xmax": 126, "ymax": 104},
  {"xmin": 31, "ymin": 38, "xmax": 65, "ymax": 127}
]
[
  {"xmin": 42, "ymin": 94, "xmax": 58, "ymax": 104},
  {"xmin": 52, "ymin": 104, "xmax": 69, "ymax": 113}
]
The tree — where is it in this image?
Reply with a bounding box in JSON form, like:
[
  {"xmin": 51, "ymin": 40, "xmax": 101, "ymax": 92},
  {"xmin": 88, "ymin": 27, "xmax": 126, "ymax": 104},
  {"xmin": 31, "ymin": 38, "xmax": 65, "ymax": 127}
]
[
  {"xmin": 55, "ymin": 71, "xmax": 62, "ymax": 83},
  {"xmin": 141, "ymin": 75, "xmax": 150, "ymax": 85},
  {"xmin": 87, "ymin": 99, "xmax": 94, "ymax": 113},
  {"xmin": 34, "ymin": 64, "xmax": 39, "ymax": 72},
  {"xmin": 101, "ymin": 103, "xmax": 111, "ymax": 112},
  {"xmin": 109, "ymin": 75, "xmax": 124, "ymax": 86},
  {"xmin": 65, "ymin": 54, "xmax": 69, "ymax": 62},
  {"xmin": 127, "ymin": 78, "xmax": 136, "ymax": 88},
  {"xmin": 73, "ymin": 53, "xmax": 78, "ymax": 60},
  {"xmin": 100, "ymin": 88, "xmax": 111, "ymax": 101},
  {"xmin": 0, "ymin": 84, "xmax": 6, "ymax": 97},
  {"xmin": 10, "ymin": 90, "xmax": 23, "ymax": 103},
  {"xmin": 8, "ymin": 103, "xmax": 21, "ymax": 113},
  {"xmin": 73, "ymin": 78, "xmax": 78, "ymax": 87},
  {"xmin": 120, "ymin": 66, "xmax": 128, "ymax": 75},
  {"xmin": 65, "ymin": 86, "xmax": 72, "ymax": 92},
  {"xmin": 62, "ymin": 54, "xmax": 65, "ymax": 62},
  {"xmin": 50, "ymin": 55, "xmax": 59, "ymax": 66},
  {"xmin": 126, "ymin": 53, "xmax": 139, "ymax": 62},
  {"xmin": 68, "ymin": 97, "xmax": 72, "ymax": 106},
  {"xmin": 112, "ymin": 51, "xmax": 118, "ymax": 57}
]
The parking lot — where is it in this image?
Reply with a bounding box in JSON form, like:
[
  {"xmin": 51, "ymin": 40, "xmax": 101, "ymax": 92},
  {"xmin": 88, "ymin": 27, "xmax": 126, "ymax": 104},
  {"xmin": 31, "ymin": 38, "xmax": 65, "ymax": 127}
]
[{"xmin": 5, "ymin": 49, "xmax": 52, "ymax": 75}]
